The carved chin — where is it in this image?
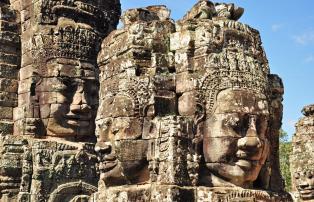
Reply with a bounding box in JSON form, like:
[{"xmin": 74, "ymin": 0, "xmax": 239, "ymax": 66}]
[
  {"xmin": 47, "ymin": 119, "xmax": 75, "ymax": 136},
  {"xmin": 206, "ymin": 161, "xmax": 262, "ymax": 186},
  {"xmin": 99, "ymin": 161, "xmax": 118, "ymax": 173},
  {"xmin": 100, "ymin": 162, "xmax": 129, "ymax": 186},
  {"xmin": 47, "ymin": 118, "xmax": 92, "ymax": 137},
  {"xmin": 299, "ymin": 189, "xmax": 314, "ymax": 200}
]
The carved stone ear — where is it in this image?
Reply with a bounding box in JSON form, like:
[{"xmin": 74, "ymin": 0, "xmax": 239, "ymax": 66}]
[
  {"xmin": 24, "ymin": 118, "xmax": 46, "ymax": 137},
  {"xmin": 268, "ymin": 74, "xmax": 284, "ymax": 101}
]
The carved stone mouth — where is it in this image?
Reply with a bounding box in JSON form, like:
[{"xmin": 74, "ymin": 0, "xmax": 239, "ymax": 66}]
[
  {"xmin": 100, "ymin": 161, "xmax": 117, "ymax": 172},
  {"xmin": 299, "ymin": 189, "xmax": 314, "ymax": 194},
  {"xmin": 300, "ymin": 190, "xmax": 314, "ymax": 200},
  {"xmin": 236, "ymin": 150, "xmax": 261, "ymax": 161},
  {"xmin": 235, "ymin": 159, "xmax": 257, "ymax": 170},
  {"xmin": 65, "ymin": 114, "xmax": 91, "ymax": 121},
  {"xmin": 65, "ymin": 119, "xmax": 90, "ymax": 128}
]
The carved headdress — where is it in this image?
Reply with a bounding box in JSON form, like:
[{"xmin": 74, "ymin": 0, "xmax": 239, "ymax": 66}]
[{"xmin": 196, "ymin": 19, "xmax": 270, "ymax": 114}]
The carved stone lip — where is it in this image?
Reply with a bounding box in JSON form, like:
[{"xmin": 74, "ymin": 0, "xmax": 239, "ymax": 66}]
[
  {"xmin": 100, "ymin": 161, "xmax": 117, "ymax": 172},
  {"xmin": 236, "ymin": 151, "xmax": 260, "ymax": 160},
  {"xmin": 64, "ymin": 114, "xmax": 91, "ymax": 121},
  {"xmin": 299, "ymin": 189, "xmax": 314, "ymax": 194},
  {"xmin": 65, "ymin": 119, "xmax": 90, "ymax": 128},
  {"xmin": 235, "ymin": 159, "xmax": 257, "ymax": 170},
  {"xmin": 103, "ymin": 154, "xmax": 117, "ymax": 161},
  {"xmin": 300, "ymin": 192, "xmax": 314, "ymax": 200}
]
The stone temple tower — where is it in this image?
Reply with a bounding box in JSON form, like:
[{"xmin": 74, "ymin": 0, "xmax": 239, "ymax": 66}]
[
  {"xmin": 0, "ymin": 0, "xmax": 298, "ymax": 201},
  {"xmin": 93, "ymin": 1, "xmax": 292, "ymax": 201},
  {"xmin": 291, "ymin": 105, "xmax": 314, "ymax": 202}
]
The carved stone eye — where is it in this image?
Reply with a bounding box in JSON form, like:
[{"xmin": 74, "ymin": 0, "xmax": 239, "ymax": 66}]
[
  {"xmin": 294, "ymin": 172, "xmax": 300, "ymax": 179},
  {"xmin": 307, "ymin": 171, "xmax": 314, "ymax": 179}
]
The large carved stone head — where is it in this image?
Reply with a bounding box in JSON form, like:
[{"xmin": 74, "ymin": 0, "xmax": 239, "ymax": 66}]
[
  {"xmin": 175, "ymin": 2, "xmax": 277, "ymax": 188},
  {"xmin": 93, "ymin": 0, "xmax": 285, "ymax": 195},
  {"xmin": 201, "ymin": 87, "xmax": 270, "ymax": 187},
  {"xmin": 39, "ymin": 60, "xmax": 99, "ymax": 140},
  {"xmin": 15, "ymin": 0, "xmax": 121, "ymax": 139},
  {"xmin": 95, "ymin": 6, "xmax": 174, "ymax": 187},
  {"xmin": 196, "ymin": 44, "xmax": 273, "ymax": 188},
  {"xmin": 291, "ymin": 105, "xmax": 314, "ymax": 201}
]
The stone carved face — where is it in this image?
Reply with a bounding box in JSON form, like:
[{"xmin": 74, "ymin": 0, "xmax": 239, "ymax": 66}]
[
  {"xmin": 293, "ymin": 170, "xmax": 314, "ymax": 201},
  {"xmin": 40, "ymin": 60, "xmax": 99, "ymax": 139},
  {"xmin": 96, "ymin": 139, "xmax": 148, "ymax": 186},
  {"xmin": 294, "ymin": 170, "xmax": 314, "ymax": 200},
  {"xmin": 96, "ymin": 95, "xmax": 149, "ymax": 186},
  {"xmin": 203, "ymin": 89, "xmax": 270, "ymax": 187}
]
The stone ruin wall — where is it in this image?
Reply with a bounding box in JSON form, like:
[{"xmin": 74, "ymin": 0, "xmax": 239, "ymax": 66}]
[
  {"xmin": 0, "ymin": 0, "xmax": 20, "ymax": 136},
  {"xmin": 95, "ymin": 1, "xmax": 291, "ymax": 201},
  {"xmin": 0, "ymin": 0, "xmax": 308, "ymax": 201}
]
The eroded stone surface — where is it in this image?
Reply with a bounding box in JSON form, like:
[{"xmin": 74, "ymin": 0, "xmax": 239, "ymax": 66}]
[
  {"xmin": 94, "ymin": 1, "xmax": 292, "ymax": 201},
  {"xmin": 0, "ymin": 0, "xmax": 121, "ymax": 201},
  {"xmin": 96, "ymin": 5, "xmax": 176, "ymax": 188},
  {"xmin": 0, "ymin": 0, "xmax": 295, "ymax": 201},
  {"xmin": 0, "ymin": 0, "xmax": 20, "ymax": 136},
  {"xmin": 291, "ymin": 104, "xmax": 314, "ymax": 201}
]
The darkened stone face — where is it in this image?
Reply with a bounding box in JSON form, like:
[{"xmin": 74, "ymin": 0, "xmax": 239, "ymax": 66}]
[
  {"xmin": 294, "ymin": 170, "xmax": 314, "ymax": 200},
  {"xmin": 96, "ymin": 139, "xmax": 148, "ymax": 186},
  {"xmin": 203, "ymin": 89, "xmax": 270, "ymax": 186},
  {"xmin": 95, "ymin": 94, "xmax": 148, "ymax": 186}
]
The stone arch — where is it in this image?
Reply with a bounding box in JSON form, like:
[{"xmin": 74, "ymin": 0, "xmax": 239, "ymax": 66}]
[{"xmin": 48, "ymin": 181, "xmax": 97, "ymax": 202}]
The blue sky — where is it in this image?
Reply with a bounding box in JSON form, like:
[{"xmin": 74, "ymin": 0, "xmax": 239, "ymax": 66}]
[{"xmin": 121, "ymin": 0, "xmax": 314, "ymax": 139}]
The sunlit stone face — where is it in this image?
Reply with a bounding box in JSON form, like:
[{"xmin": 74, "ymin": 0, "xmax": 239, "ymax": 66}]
[
  {"xmin": 41, "ymin": 60, "xmax": 99, "ymax": 139},
  {"xmin": 203, "ymin": 89, "xmax": 270, "ymax": 187},
  {"xmin": 294, "ymin": 170, "xmax": 314, "ymax": 200}
]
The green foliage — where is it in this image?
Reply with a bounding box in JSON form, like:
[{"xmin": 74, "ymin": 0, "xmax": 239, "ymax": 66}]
[{"xmin": 279, "ymin": 129, "xmax": 292, "ymax": 191}]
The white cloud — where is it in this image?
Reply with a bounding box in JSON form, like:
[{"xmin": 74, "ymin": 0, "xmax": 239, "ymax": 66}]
[
  {"xmin": 271, "ymin": 24, "xmax": 283, "ymax": 32},
  {"xmin": 305, "ymin": 55, "xmax": 314, "ymax": 63},
  {"xmin": 293, "ymin": 31, "xmax": 314, "ymax": 45}
]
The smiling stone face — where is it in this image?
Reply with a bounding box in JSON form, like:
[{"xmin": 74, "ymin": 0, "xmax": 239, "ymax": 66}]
[
  {"xmin": 15, "ymin": 0, "xmax": 121, "ymax": 139},
  {"xmin": 202, "ymin": 89, "xmax": 270, "ymax": 187},
  {"xmin": 294, "ymin": 170, "xmax": 314, "ymax": 200},
  {"xmin": 0, "ymin": 0, "xmax": 122, "ymax": 201},
  {"xmin": 43, "ymin": 61, "xmax": 98, "ymax": 139}
]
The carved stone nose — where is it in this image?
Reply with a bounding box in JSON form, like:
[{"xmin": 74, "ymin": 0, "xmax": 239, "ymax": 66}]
[
  {"xmin": 95, "ymin": 142, "xmax": 112, "ymax": 154},
  {"xmin": 299, "ymin": 181, "xmax": 310, "ymax": 189},
  {"xmin": 238, "ymin": 115, "xmax": 262, "ymax": 150},
  {"xmin": 70, "ymin": 104, "xmax": 81, "ymax": 113},
  {"xmin": 237, "ymin": 136, "xmax": 262, "ymax": 150},
  {"xmin": 72, "ymin": 91, "xmax": 83, "ymax": 105}
]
